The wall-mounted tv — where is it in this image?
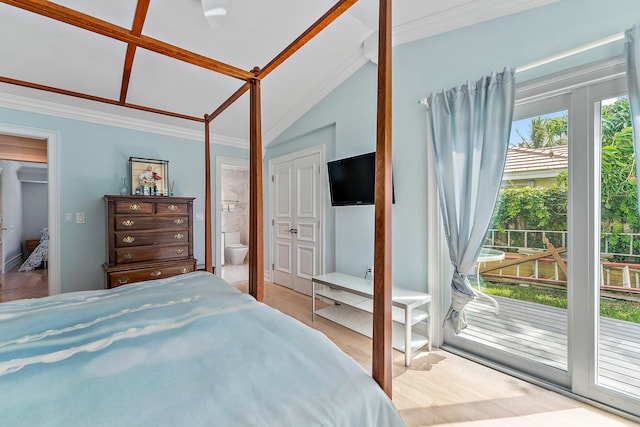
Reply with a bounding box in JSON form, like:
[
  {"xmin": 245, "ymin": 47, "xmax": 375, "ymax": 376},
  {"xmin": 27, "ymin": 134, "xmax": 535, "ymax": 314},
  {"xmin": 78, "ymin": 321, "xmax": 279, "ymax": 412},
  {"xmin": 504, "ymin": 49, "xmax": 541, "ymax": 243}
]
[{"xmin": 327, "ymin": 152, "xmax": 395, "ymax": 206}]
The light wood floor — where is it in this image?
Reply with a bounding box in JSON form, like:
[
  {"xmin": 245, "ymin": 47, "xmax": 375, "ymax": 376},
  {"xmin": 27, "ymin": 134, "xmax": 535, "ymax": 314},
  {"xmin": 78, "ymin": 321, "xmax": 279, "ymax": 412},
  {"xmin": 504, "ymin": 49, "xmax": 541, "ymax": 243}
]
[
  {"xmin": 236, "ymin": 281, "xmax": 639, "ymax": 427},
  {"xmin": 0, "ymin": 264, "xmax": 48, "ymax": 302}
]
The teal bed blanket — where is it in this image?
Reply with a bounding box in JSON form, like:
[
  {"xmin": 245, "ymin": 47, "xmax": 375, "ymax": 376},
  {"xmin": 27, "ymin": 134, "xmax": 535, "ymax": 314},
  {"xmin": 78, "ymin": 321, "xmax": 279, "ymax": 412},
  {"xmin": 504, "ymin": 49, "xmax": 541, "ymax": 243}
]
[{"xmin": 0, "ymin": 272, "xmax": 405, "ymax": 426}]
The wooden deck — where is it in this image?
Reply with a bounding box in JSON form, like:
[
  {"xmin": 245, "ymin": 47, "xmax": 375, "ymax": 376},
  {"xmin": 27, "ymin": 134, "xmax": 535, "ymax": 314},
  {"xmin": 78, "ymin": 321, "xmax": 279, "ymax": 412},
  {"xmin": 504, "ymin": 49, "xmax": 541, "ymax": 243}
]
[{"xmin": 460, "ymin": 295, "xmax": 640, "ymax": 398}]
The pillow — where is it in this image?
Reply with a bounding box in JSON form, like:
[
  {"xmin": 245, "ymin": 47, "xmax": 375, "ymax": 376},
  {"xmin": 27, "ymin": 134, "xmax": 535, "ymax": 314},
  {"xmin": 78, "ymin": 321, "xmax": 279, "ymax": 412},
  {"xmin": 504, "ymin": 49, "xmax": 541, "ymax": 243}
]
[{"xmin": 40, "ymin": 227, "xmax": 49, "ymax": 242}]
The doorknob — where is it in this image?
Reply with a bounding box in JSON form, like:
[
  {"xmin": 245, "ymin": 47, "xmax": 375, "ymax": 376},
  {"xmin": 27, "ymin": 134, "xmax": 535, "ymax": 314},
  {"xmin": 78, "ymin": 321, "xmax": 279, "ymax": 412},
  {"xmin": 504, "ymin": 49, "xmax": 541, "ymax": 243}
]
[{"xmin": 289, "ymin": 228, "xmax": 298, "ymax": 234}]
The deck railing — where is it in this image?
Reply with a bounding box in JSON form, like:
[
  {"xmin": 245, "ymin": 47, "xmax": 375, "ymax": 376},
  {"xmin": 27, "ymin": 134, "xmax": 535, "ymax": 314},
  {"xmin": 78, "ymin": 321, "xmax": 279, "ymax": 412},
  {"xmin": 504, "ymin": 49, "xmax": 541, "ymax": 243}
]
[
  {"xmin": 483, "ymin": 228, "xmax": 640, "ymax": 289},
  {"xmin": 485, "ymin": 228, "xmax": 640, "ymax": 262}
]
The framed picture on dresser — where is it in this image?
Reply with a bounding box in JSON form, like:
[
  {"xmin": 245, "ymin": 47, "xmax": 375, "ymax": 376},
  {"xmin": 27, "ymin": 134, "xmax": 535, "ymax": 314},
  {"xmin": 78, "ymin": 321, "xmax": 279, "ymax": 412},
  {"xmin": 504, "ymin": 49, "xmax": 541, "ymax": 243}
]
[{"xmin": 130, "ymin": 157, "xmax": 169, "ymax": 196}]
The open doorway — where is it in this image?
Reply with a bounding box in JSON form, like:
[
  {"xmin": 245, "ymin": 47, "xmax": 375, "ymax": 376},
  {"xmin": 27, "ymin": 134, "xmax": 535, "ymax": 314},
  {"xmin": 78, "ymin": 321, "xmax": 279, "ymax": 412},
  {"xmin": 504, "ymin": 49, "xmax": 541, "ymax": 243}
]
[
  {"xmin": 215, "ymin": 157, "xmax": 249, "ymax": 284},
  {"xmin": 0, "ymin": 157, "xmax": 48, "ymax": 301},
  {"xmin": 0, "ymin": 123, "xmax": 59, "ymax": 301}
]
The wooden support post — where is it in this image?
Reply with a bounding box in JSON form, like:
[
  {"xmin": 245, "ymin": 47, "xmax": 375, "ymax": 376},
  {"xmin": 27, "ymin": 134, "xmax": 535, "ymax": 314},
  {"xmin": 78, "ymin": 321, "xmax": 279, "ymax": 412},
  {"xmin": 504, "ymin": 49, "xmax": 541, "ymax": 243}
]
[
  {"xmin": 249, "ymin": 68, "xmax": 264, "ymax": 302},
  {"xmin": 543, "ymin": 237, "xmax": 567, "ymax": 277},
  {"xmin": 372, "ymin": 0, "xmax": 393, "ymax": 397},
  {"xmin": 478, "ymin": 248, "xmax": 567, "ymax": 274},
  {"xmin": 204, "ymin": 115, "xmax": 213, "ymax": 273}
]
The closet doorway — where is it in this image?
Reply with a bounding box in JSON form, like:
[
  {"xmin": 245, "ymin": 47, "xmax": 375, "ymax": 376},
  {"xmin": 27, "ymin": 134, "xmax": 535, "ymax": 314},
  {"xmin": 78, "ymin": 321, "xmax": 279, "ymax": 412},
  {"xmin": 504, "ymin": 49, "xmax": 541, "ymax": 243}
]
[
  {"xmin": 0, "ymin": 123, "xmax": 59, "ymax": 300},
  {"xmin": 270, "ymin": 146, "xmax": 324, "ymax": 296}
]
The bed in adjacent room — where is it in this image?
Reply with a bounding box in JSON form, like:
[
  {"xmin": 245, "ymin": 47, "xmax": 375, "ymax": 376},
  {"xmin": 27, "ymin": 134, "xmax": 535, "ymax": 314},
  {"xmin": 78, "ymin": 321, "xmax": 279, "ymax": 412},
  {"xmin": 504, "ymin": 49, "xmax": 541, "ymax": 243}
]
[
  {"xmin": 0, "ymin": 271, "xmax": 405, "ymax": 426},
  {"xmin": 18, "ymin": 227, "xmax": 48, "ymax": 272}
]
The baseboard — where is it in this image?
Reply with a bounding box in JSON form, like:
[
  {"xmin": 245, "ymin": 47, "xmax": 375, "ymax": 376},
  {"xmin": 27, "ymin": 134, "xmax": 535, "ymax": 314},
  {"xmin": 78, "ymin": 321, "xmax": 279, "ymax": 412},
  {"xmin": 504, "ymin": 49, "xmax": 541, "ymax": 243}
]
[{"xmin": 5, "ymin": 254, "xmax": 23, "ymax": 271}]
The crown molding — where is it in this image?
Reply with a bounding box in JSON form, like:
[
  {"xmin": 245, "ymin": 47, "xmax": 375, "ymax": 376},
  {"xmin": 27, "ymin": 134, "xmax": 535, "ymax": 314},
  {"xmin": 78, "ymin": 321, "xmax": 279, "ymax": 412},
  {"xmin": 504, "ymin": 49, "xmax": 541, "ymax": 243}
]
[
  {"xmin": 264, "ymin": 47, "xmax": 369, "ymax": 145},
  {"xmin": 364, "ymin": 0, "xmax": 560, "ymax": 63},
  {"xmin": 0, "ymin": 91, "xmax": 248, "ymax": 149}
]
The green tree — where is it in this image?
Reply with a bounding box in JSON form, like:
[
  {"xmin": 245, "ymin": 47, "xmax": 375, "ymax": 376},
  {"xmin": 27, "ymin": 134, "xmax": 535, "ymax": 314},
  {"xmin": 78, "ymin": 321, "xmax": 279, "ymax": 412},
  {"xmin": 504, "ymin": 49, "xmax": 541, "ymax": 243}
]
[
  {"xmin": 600, "ymin": 98, "xmax": 639, "ymax": 236},
  {"xmin": 517, "ymin": 115, "xmax": 568, "ymax": 148},
  {"xmin": 493, "ymin": 97, "xmax": 638, "ymax": 251}
]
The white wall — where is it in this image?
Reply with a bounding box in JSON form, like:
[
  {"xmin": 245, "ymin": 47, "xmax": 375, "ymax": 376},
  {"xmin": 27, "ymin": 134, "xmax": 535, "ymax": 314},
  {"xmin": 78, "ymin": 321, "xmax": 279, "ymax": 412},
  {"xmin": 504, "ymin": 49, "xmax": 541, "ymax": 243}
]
[
  {"xmin": 0, "ymin": 160, "xmax": 22, "ymax": 262},
  {"xmin": 21, "ymin": 181, "xmax": 47, "ymax": 241},
  {"xmin": 268, "ymin": 0, "xmax": 640, "ymax": 292}
]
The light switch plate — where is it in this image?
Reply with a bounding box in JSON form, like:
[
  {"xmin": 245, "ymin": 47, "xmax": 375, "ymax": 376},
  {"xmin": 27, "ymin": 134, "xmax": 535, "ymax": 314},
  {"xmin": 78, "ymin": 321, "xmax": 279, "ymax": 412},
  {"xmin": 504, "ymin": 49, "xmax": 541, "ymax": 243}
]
[
  {"xmin": 65, "ymin": 213, "xmax": 73, "ymax": 223},
  {"xmin": 75, "ymin": 212, "xmax": 86, "ymax": 224}
]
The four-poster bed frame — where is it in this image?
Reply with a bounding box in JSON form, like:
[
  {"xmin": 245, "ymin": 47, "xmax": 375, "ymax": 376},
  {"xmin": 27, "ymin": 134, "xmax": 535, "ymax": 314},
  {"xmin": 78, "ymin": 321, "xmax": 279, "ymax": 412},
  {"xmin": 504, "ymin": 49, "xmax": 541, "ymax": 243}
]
[{"xmin": 0, "ymin": 0, "xmax": 396, "ymax": 396}]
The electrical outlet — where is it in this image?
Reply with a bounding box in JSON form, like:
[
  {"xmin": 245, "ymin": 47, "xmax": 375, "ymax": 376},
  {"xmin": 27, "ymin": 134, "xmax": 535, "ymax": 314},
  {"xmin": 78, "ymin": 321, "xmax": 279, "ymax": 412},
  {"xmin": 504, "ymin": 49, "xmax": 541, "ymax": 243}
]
[{"xmin": 75, "ymin": 212, "xmax": 86, "ymax": 224}]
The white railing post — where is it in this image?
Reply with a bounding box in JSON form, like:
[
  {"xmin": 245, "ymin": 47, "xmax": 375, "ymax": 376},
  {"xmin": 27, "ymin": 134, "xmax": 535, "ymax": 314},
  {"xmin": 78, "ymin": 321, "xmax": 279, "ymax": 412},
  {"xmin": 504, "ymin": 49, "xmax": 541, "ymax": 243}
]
[{"xmin": 623, "ymin": 265, "xmax": 631, "ymax": 288}]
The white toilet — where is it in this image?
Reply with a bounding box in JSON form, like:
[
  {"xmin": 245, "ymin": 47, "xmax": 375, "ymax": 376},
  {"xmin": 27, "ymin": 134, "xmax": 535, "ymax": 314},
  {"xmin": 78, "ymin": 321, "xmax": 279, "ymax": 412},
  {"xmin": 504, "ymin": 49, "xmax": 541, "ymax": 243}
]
[{"xmin": 224, "ymin": 231, "xmax": 249, "ymax": 265}]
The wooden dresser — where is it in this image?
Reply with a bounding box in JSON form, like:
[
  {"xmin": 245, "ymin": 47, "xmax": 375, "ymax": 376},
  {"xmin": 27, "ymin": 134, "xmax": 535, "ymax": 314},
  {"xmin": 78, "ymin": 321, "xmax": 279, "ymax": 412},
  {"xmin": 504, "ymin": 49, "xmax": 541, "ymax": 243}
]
[{"xmin": 103, "ymin": 195, "xmax": 197, "ymax": 289}]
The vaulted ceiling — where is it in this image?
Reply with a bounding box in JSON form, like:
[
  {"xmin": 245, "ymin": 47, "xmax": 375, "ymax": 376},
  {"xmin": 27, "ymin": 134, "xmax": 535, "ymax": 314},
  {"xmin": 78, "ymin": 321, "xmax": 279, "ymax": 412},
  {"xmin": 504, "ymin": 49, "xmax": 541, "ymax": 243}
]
[{"xmin": 0, "ymin": 0, "xmax": 557, "ymax": 146}]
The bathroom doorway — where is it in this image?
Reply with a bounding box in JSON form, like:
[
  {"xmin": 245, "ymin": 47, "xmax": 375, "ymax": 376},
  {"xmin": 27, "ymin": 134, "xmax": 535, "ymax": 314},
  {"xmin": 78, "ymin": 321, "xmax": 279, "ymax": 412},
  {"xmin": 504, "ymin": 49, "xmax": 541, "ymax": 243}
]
[{"xmin": 215, "ymin": 157, "xmax": 249, "ymax": 284}]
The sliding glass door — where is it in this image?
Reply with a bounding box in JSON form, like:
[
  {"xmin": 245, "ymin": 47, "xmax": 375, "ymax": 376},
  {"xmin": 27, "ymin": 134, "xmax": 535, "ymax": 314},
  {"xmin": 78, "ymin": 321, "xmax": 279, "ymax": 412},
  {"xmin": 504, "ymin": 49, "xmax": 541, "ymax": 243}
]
[
  {"xmin": 441, "ymin": 67, "xmax": 640, "ymax": 417},
  {"xmin": 444, "ymin": 94, "xmax": 571, "ymax": 387},
  {"xmin": 594, "ymin": 93, "xmax": 640, "ymax": 412}
]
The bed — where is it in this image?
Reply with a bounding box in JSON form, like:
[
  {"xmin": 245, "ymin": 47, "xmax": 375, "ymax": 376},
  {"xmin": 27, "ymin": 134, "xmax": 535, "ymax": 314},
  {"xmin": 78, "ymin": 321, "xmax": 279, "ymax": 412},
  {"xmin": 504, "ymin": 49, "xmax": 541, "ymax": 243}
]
[
  {"xmin": 0, "ymin": 271, "xmax": 405, "ymax": 426},
  {"xmin": 18, "ymin": 227, "xmax": 48, "ymax": 272},
  {"xmin": 3, "ymin": 0, "xmax": 398, "ymax": 404}
]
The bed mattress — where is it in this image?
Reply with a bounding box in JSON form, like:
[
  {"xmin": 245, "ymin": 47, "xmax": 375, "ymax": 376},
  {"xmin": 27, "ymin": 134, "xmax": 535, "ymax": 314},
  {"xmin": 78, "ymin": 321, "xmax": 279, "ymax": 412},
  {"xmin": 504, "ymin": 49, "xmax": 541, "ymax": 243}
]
[{"xmin": 0, "ymin": 271, "xmax": 405, "ymax": 426}]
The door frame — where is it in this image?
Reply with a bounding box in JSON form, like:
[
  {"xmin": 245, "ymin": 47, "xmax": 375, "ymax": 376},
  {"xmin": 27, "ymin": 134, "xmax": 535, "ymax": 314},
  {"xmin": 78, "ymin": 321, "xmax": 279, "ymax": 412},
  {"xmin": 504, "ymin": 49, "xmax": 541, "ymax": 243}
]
[
  {"xmin": 0, "ymin": 122, "xmax": 60, "ymax": 295},
  {"xmin": 0, "ymin": 169, "xmax": 3, "ymax": 273},
  {"xmin": 215, "ymin": 156, "xmax": 248, "ymax": 274},
  {"xmin": 268, "ymin": 145, "xmax": 325, "ymax": 285}
]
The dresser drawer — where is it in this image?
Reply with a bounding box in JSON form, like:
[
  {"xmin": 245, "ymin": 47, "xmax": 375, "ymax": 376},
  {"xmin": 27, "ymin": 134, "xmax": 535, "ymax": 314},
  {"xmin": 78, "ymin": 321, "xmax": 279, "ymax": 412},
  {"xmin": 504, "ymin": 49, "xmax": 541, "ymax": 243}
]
[
  {"xmin": 114, "ymin": 215, "xmax": 189, "ymax": 231},
  {"xmin": 155, "ymin": 202, "xmax": 189, "ymax": 215},
  {"xmin": 115, "ymin": 230, "xmax": 189, "ymax": 247},
  {"xmin": 114, "ymin": 200, "xmax": 154, "ymax": 214},
  {"xmin": 116, "ymin": 245, "xmax": 189, "ymax": 264},
  {"xmin": 107, "ymin": 261, "xmax": 196, "ymax": 288}
]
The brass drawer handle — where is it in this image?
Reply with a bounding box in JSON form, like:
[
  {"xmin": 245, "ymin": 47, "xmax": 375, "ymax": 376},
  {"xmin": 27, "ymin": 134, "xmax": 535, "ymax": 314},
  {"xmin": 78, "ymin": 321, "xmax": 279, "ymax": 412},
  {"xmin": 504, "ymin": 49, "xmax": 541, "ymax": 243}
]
[
  {"xmin": 123, "ymin": 253, "xmax": 134, "ymax": 260},
  {"xmin": 174, "ymin": 219, "xmax": 184, "ymax": 225},
  {"xmin": 123, "ymin": 236, "xmax": 135, "ymax": 244},
  {"xmin": 175, "ymin": 249, "xmax": 184, "ymax": 254},
  {"xmin": 150, "ymin": 271, "xmax": 162, "ymax": 277},
  {"xmin": 174, "ymin": 233, "xmax": 184, "ymax": 240},
  {"xmin": 181, "ymin": 268, "xmax": 189, "ymax": 274},
  {"xmin": 129, "ymin": 204, "xmax": 141, "ymax": 211},
  {"xmin": 122, "ymin": 219, "xmax": 135, "ymax": 227},
  {"xmin": 118, "ymin": 277, "xmax": 129, "ymax": 284},
  {"xmin": 168, "ymin": 204, "xmax": 178, "ymax": 211}
]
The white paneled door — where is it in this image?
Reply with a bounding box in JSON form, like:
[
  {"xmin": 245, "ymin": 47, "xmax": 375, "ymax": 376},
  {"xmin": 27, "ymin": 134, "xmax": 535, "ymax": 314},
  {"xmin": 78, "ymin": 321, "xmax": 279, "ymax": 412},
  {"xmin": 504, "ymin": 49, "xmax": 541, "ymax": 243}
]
[{"xmin": 272, "ymin": 151, "xmax": 321, "ymax": 296}]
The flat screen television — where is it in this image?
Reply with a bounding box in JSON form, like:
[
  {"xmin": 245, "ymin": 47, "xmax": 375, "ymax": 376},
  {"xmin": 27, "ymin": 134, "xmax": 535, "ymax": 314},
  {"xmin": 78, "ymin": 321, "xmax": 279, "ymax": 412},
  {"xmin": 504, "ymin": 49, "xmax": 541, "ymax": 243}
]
[{"xmin": 327, "ymin": 152, "xmax": 395, "ymax": 206}]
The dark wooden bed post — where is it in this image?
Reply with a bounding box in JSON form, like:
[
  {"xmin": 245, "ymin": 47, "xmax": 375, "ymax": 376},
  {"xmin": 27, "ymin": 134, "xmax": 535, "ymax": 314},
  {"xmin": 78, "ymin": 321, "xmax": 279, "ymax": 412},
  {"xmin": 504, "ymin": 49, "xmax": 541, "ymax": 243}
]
[
  {"xmin": 204, "ymin": 114, "xmax": 213, "ymax": 273},
  {"xmin": 373, "ymin": 0, "xmax": 393, "ymax": 397},
  {"xmin": 249, "ymin": 67, "xmax": 265, "ymax": 302}
]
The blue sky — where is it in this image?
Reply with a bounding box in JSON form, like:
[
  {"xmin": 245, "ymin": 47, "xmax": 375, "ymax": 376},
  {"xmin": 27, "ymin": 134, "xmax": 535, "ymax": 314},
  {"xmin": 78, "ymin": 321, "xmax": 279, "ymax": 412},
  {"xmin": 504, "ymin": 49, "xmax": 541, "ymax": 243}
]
[{"xmin": 509, "ymin": 111, "xmax": 567, "ymax": 145}]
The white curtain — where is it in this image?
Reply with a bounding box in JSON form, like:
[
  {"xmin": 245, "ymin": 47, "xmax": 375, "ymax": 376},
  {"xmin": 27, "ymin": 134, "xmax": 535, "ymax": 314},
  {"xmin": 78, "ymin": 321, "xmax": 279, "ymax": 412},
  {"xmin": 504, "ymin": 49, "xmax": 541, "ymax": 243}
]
[
  {"xmin": 625, "ymin": 24, "xmax": 640, "ymax": 216},
  {"xmin": 425, "ymin": 68, "xmax": 515, "ymax": 333}
]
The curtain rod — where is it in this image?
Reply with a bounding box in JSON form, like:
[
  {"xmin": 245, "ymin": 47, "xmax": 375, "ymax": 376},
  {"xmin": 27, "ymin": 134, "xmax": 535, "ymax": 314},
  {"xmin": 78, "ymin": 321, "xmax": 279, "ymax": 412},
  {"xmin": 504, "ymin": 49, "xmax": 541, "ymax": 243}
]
[{"xmin": 419, "ymin": 31, "xmax": 625, "ymax": 106}]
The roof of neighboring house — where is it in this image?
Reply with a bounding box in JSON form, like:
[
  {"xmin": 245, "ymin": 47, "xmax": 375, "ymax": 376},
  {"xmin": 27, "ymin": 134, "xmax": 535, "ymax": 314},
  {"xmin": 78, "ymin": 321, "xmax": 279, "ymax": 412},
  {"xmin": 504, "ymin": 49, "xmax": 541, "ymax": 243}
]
[{"xmin": 504, "ymin": 145, "xmax": 568, "ymax": 175}]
